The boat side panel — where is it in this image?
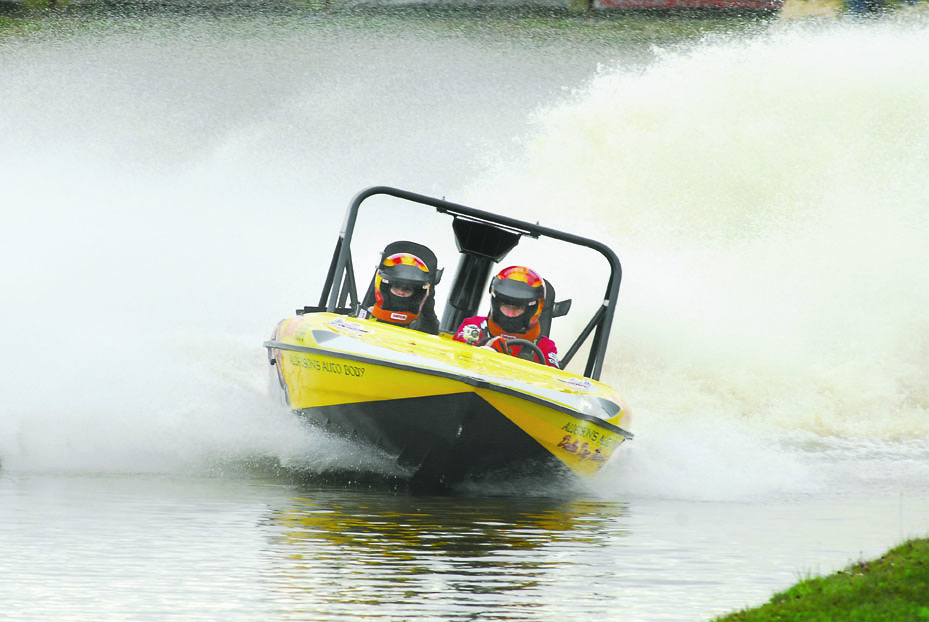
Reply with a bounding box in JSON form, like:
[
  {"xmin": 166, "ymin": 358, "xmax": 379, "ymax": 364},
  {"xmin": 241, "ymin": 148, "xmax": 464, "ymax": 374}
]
[
  {"xmin": 478, "ymin": 391, "xmax": 626, "ymax": 475},
  {"xmin": 277, "ymin": 312, "xmax": 608, "ymax": 392},
  {"xmin": 272, "ymin": 313, "xmax": 632, "ymax": 425},
  {"xmin": 276, "ymin": 348, "xmax": 471, "ymax": 409}
]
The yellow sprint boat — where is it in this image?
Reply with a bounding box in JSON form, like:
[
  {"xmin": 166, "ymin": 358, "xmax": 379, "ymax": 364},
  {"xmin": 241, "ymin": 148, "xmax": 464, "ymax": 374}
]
[{"xmin": 265, "ymin": 186, "xmax": 632, "ymax": 486}]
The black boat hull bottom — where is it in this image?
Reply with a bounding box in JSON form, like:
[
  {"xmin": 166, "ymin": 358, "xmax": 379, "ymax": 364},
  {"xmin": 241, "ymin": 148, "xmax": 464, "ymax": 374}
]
[{"xmin": 295, "ymin": 392, "xmax": 571, "ymax": 487}]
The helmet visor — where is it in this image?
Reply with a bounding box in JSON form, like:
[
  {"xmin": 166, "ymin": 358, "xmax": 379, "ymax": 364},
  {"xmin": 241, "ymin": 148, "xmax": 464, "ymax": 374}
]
[{"xmin": 378, "ymin": 277, "xmax": 429, "ymax": 313}]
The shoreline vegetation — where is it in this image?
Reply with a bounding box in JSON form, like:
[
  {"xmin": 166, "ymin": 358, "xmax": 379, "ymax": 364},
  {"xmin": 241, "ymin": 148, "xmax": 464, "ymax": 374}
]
[
  {"xmin": 0, "ymin": 0, "xmax": 778, "ymax": 36},
  {"xmin": 713, "ymin": 537, "xmax": 929, "ymax": 621},
  {"xmin": 0, "ymin": 0, "xmax": 790, "ymax": 41},
  {"xmin": 3, "ymin": 0, "xmax": 928, "ymax": 35}
]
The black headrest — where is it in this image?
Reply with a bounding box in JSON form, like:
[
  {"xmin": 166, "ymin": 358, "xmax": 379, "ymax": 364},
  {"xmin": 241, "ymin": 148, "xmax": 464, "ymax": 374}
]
[
  {"xmin": 380, "ymin": 240, "xmax": 441, "ymax": 285},
  {"xmin": 539, "ymin": 278, "xmax": 571, "ymax": 337}
]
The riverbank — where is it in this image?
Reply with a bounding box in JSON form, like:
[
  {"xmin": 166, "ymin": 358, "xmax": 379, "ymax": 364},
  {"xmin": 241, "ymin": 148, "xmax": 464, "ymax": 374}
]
[
  {"xmin": 0, "ymin": 0, "xmax": 784, "ymax": 43},
  {"xmin": 714, "ymin": 538, "xmax": 929, "ymax": 621},
  {"xmin": 4, "ymin": 0, "xmax": 926, "ymax": 36}
]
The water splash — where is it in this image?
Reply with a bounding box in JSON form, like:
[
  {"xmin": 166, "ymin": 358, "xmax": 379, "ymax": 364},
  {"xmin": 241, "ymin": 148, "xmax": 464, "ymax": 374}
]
[
  {"xmin": 469, "ymin": 22, "xmax": 929, "ymax": 442},
  {"xmin": 457, "ymin": 20, "xmax": 929, "ymax": 500},
  {"xmin": 3, "ymin": 14, "xmax": 928, "ymax": 494},
  {"xmin": 1, "ymin": 13, "xmax": 600, "ymax": 475}
]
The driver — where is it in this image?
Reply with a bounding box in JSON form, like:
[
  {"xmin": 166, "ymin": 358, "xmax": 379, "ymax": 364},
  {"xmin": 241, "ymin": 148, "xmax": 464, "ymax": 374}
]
[
  {"xmin": 359, "ymin": 251, "xmax": 439, "ymax": 334},
  {"xmin": 453, "ymin": 265, "xmax": 559, "ymax": 368}
]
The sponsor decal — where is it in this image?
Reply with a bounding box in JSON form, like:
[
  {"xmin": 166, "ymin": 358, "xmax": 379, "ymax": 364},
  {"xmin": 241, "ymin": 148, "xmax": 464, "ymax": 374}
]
[
  {"xmin": 390, "ymin": 312, "xmax": 408, "ymax": 322},
  {"xmin": 288, "ymin": 354, "xmax": 366, "ymax": 378},
  {"xmin": 342, "ymin": 364, "xmax": 366, "ymax": 377},
  {"xmin": 558, "ymin": 377, "xmax": 594, "ymax": 391},
  {"xmin": 560, "ymin": 422, "xmax": 617, "ymax": 448},
  {"xmin": 557, "ymin": 433, "xmax": 612, "ymax": 461},
  {"xmin": 557, "ymin": 434, "xmax": 579, "ymax": 453},
  {"xmin": 279, "ymin": 321, "xmax": 299, "ymax": 339},
  {"xmin": 327, "ymin": 317, "xmax": 371, "ymax": 334}
]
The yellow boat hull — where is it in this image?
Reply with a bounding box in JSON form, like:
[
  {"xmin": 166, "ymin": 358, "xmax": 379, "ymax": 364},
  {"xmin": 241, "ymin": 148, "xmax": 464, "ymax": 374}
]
[{"xmin": 265, "ymin": 313, "xmax": 632, "ymax": 485}]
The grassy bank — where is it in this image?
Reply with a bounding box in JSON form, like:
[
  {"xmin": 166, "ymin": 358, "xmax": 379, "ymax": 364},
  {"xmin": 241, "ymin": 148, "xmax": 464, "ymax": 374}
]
[
  {"xmin": 714, "ymin": 538, "xmax": 929, "ymax": 622},
  {"xmin": 0, "ymin": 0, "xmax": 784, "ymax": 47}
]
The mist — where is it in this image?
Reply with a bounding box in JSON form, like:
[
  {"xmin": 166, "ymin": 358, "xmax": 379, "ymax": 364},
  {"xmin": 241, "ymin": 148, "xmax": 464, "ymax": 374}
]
[{"xmin": 3, "ymin": 13, "xmax": 928, "ymax": 496}]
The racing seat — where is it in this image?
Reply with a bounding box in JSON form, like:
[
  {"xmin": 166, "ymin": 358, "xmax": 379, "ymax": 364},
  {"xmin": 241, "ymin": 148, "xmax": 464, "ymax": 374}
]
[{"xmin": 538, "ymin": 279, "xmax": 571, "ymax": 338}]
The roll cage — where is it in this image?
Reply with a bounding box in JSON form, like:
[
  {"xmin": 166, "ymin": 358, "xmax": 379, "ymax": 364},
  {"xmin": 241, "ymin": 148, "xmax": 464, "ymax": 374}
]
[{"xmin": 302, "ymin": 186, "xmax": 622, "ymax": 381}]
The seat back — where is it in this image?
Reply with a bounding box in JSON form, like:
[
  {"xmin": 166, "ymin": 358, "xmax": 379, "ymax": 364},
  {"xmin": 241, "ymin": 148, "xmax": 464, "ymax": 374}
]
[{"xmin": 538, "ymin": 278, "xmax": 571, "ymax": 338}]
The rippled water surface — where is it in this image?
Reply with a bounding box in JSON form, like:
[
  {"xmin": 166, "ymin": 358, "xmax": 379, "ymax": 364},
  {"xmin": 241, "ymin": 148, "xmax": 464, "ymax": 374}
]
[
  {"xmin": 3, "ymin": 3, "xmax": 929, "ymax": 620},
  {"xmin": 3, "ymin": 472, "xmax": 927, "ymax": 621}
]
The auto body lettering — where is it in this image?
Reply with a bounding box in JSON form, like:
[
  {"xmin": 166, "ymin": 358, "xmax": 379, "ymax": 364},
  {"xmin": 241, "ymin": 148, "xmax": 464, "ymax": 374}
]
[
  {"xmin": 342, "ymin": 364, "xmax": 365, "ymax": 377},
  {"xmin": 289, "ymin": 354, "xmax": 365, "ymax": 378}
]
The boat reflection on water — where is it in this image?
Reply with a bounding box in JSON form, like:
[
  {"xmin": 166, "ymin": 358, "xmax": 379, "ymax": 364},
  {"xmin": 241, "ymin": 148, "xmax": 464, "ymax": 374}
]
[{"xmin": 262, "ymin": 490, "xmax": 630, "ymax": 615}]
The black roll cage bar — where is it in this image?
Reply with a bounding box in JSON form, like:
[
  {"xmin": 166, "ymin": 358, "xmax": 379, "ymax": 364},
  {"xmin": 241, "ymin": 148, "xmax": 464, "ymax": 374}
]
[{"xmin": 308, "ymin": 186, "xmax": 622, "ymax": 381}]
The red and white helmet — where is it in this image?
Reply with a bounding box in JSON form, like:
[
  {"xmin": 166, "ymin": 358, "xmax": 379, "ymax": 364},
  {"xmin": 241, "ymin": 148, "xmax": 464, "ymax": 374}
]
[
  {"xmin": 372, "ymin": 253, "xmax": 432, "ymax": 326},
  {"xmin": 487, "ymin": 265, "xmax": 546, "ymax": 340}
]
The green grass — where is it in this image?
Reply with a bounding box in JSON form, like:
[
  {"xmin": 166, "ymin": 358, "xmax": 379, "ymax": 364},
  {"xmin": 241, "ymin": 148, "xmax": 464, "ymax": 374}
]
[{"xmin": 714, "ymin": 538, "xmax": 929, "ymax": 622}]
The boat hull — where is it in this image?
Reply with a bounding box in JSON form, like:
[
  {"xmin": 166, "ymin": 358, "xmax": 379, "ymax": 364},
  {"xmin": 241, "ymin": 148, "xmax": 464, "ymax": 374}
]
[
  {"xmin": 266, "ymin": 313, "xmax": 632, "ymax": 485},
  {"xmin": 294, "ymin": 393, "xmax": 571, "ymax": 485}
]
